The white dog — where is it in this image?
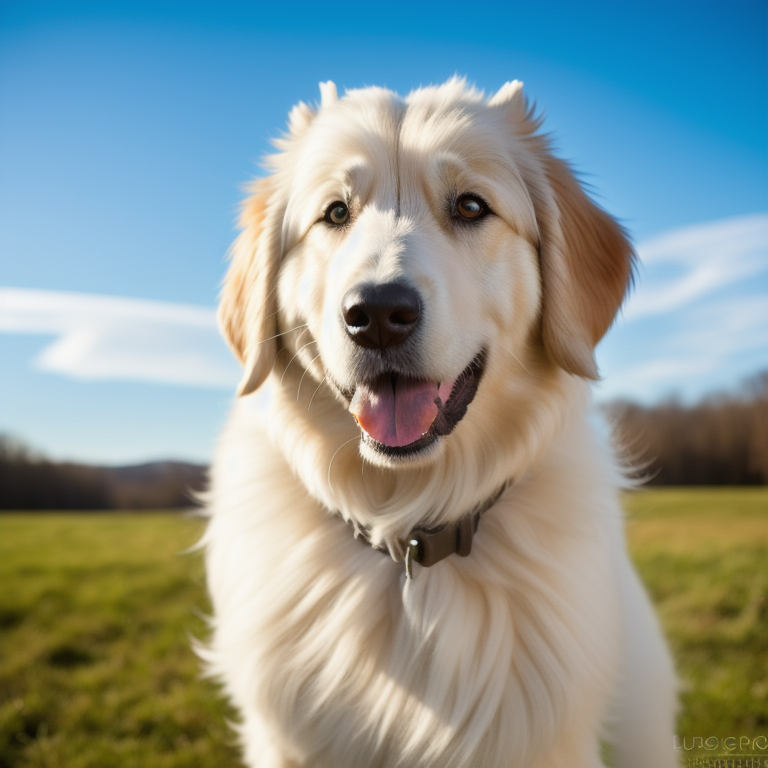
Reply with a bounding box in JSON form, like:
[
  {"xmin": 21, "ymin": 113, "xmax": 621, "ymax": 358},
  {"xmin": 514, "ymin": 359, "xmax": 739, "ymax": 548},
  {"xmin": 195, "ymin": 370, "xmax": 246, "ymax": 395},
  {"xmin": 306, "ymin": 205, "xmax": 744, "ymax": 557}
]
[{"xmin": 201, "ymin": 78, "xmax": 677, "ymax": 768}]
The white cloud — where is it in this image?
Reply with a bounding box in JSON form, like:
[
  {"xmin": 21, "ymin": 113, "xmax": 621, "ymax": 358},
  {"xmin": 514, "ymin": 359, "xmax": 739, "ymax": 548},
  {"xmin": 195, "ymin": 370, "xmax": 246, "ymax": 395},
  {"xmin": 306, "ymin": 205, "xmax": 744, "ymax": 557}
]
[
  {"xmin": 597, "ymin": 213, "xmax": 768, "ymax": 402},
  {"xmin": 624, "ymin": 212, "xmax": 768, "ymax": 320},
  {"xmin": 597, "ymin": 357, "xmax": 714, "ymax": 402},
  {"xmin": 0, "ymin": 288, "xmax": 241, "ymax": 388},
  {"xmin": 598, "ymin": 296, "xmax": 767, "ymax": 400}
]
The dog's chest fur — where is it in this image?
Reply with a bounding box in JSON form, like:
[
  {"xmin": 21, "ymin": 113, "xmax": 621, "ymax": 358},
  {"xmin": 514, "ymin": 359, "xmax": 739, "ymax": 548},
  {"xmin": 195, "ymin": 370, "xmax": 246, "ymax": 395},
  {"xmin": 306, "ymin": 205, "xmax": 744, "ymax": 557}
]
[{"xmin": 205, "ymin": 393, "xmax": 624, "ymax": 768}]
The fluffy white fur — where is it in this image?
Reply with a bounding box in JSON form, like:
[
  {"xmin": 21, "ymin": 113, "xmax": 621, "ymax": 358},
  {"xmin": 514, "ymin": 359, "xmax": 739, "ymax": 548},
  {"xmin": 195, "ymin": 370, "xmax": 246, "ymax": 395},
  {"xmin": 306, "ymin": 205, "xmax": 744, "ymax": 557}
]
[{"xmin": 201, "ymin": 78, "xmax": 678, "ymax": 768}]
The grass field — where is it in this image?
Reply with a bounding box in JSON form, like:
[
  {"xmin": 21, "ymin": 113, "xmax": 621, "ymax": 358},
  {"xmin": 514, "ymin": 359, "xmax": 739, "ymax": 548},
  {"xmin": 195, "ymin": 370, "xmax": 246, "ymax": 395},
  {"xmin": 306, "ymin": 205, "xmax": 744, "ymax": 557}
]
[
  {"xmin": 623, "ymin": 488, "xmax": 768, "ymax": 755},
  {"xmin": 1, "ymin": 488, "xmax": 766, "ymax": 767}
]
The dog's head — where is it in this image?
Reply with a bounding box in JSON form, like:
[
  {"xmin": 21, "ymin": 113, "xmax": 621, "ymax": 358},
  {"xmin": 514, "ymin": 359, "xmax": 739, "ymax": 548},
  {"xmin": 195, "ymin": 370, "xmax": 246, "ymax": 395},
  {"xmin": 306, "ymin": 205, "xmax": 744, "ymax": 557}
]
[{"xmin": 220, "ymin": 79, "xmax": 633, "ymax": 469}]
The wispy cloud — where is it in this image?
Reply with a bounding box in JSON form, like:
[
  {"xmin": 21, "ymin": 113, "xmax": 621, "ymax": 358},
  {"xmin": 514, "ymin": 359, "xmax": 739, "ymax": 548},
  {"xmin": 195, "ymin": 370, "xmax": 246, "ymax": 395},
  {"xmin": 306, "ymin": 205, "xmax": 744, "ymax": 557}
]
[
  {"xmin": 598, "ymin": 214, "xmax": 768, "ymax": 402},
  {"xmin": 599, "ymin": 293, "xmax": 768, "ymax": 401},
  {"xmin": 624, "ymin": 212, "xmax": 768, "ymax": 320},
  {"xmin": 0, "ymin": 288, "xmax": 240, "ymax": 388}
]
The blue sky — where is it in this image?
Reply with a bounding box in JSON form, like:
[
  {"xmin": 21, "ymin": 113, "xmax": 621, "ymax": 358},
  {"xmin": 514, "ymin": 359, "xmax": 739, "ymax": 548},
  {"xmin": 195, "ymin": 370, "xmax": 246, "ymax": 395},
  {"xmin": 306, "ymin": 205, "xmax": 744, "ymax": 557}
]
[{"xmin": 1, "ymin": 0, "xmax": 766, "ymax": 464}]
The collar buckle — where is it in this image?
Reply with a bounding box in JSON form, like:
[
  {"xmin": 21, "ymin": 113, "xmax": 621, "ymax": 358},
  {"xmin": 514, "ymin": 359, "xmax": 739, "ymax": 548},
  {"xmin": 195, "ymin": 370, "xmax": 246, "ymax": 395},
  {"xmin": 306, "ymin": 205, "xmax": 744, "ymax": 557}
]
[
  {"xmin": 401, "ymin": 481, "xmax": 509, "ymax": 579},
  {"xmin": 343, "ymin": 481, "xmax": 510, "ymax": 578}
]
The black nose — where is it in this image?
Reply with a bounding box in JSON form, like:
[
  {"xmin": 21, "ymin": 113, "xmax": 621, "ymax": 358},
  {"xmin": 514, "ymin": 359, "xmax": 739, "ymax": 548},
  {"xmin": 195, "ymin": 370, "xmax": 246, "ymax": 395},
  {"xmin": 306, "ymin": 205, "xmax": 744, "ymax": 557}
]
[{"xmin": 342, "ymin": 282, "xmax": 421, "ymax": 350}]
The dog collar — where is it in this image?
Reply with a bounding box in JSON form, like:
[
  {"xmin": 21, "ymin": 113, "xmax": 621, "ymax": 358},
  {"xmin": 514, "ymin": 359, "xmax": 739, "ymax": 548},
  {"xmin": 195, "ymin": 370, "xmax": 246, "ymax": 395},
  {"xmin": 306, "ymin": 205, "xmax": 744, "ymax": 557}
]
[{"xmin": 349, "ymin": 481, "xmax": 509, "ymax": 579}]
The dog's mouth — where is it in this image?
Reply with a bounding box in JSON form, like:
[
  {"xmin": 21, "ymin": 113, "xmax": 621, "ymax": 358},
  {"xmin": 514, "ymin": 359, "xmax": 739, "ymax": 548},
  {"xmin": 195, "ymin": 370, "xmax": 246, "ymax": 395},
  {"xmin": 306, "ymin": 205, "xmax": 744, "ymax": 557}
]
[{"xmin": 347, "ymin": 350, "xmax": 487, "ymax": 457}]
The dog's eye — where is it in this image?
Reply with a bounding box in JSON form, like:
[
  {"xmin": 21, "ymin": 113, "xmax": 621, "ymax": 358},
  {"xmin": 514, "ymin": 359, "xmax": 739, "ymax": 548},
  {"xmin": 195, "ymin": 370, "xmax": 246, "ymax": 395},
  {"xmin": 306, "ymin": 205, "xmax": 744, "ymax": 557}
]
[
  {"xmin": 456, "ymin": 194, "xmax": 488, "ymax": 221},
  {"xmin": 324, "ymin": 201, "xmax": 350, "ymax": 226}
]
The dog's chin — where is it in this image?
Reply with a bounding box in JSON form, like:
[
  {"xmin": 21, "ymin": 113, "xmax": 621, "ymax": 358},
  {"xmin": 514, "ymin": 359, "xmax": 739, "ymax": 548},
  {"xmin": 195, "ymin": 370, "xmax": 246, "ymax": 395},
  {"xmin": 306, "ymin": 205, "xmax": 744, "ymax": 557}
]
[
  {"xmin": 358, "ymin": 429, "xmax": 445, "ymax": 467},
  {"xmin": 339, "ymin": 349, "xmax": 488, "ymax": 468}
]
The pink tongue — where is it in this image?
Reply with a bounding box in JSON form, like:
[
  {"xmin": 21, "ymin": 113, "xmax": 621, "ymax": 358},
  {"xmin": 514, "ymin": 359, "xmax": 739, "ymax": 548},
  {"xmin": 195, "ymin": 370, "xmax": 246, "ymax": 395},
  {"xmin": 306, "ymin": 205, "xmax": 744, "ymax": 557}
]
[{"xmin": 350, "ymin": 377, "xmax": 454, "ymax": 448}]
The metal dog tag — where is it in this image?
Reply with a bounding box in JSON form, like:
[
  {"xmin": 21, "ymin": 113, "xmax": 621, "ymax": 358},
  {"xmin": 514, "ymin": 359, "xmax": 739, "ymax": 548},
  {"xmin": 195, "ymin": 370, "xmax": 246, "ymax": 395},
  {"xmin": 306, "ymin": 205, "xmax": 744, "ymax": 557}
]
[{"xmin": 404, "ymin": 538, "xmax": 420, "ymax": 580}]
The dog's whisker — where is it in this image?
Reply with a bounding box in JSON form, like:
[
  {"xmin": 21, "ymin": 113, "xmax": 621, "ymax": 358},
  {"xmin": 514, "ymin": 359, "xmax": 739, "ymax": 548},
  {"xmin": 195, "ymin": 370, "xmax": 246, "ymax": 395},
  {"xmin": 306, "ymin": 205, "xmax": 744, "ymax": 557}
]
[
  {"xmin": 280, "ymin": 340, "xmax": 318, "ymax": 385},
  {"xmin": 502, "ymin": 346, "xmax": 531, "ymax": 376},
  {"xmin": 308, "ymin": 376, "xmax": 327, "ymax": 412},
  {"xmin": 261, "ymin": 283, "xmax": 281, "ymax": 313},
  {"xmin": 297, "ymin": 353, "xmax": 323, "ymax": 403},
  {"xmin": 252, "ymin": 322, "xmax": 309, "ymax": 348},
  {"xmin": 289, "ymin": 327, "xmax": 311, "ymax": 356},
  {"xmin": 479, "ymin": 333, "xmax": 532, "ymax": 376},
  {"xmin": 254, "ymin": 300, "xmax": 280, "ymax": 326},
  {"xmin": 243, "ymin": 282, "xmax": 281, "ymax": 324},
  {"xmin": 327, "ymin": 436, "xmax": 359, "ymax": 494}
]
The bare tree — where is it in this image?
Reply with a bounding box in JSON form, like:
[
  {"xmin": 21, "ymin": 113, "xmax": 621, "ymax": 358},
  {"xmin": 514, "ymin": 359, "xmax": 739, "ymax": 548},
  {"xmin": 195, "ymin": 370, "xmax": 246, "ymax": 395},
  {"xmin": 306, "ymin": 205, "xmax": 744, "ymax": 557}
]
[
  {"xmin": 607, "ymin": 371, "xmax": 768, "ymax": 485},
  {"xmin": 0, "ymin": 435, "xmax": 206, "ymax": 510}
]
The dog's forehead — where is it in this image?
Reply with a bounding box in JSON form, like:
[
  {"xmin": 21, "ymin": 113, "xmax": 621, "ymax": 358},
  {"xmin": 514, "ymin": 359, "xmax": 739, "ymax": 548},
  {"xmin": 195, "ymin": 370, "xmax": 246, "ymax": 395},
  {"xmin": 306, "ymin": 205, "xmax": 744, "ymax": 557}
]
[
  {"xmin": 289, "ymin": 89, "xmax": 403, "ymax": 192},
  {"xmin": 402, "ymin": 87, "xmax": 487, "ymax": 143},
  {"xmin": 281, "ymin": 82, "xmax": 537, "ymax": 243},
  {"xmin": 303, "ymin": 84, "xmax": 509, "ymax": 168},
  {"xmin": 311, "ymin": 87, "xmax": 404, "ymax": 150},
  {"xmin": 397, "ymin": 92, "xmax": 515, "ymax": 189}
]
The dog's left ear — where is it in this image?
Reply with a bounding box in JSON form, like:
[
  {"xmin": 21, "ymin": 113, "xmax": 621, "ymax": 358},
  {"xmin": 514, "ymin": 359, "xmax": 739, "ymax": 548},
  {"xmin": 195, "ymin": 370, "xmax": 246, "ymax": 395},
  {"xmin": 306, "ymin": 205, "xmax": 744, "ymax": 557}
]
[
  {"xmin": 535, "ymin": 154, "xmax": 635, "ymax": 379},
  {"xmin": 490, "ymin": 81, "xmax": 635, "ymax": 379}
]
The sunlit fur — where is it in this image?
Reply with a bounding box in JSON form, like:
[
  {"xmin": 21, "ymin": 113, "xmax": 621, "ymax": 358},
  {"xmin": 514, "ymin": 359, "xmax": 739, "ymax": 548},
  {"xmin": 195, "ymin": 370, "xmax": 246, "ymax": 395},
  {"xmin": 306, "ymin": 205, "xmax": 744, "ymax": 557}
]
[{"xmin": 202, "ymin": 78, "xmax": 677, "ymax": 768}]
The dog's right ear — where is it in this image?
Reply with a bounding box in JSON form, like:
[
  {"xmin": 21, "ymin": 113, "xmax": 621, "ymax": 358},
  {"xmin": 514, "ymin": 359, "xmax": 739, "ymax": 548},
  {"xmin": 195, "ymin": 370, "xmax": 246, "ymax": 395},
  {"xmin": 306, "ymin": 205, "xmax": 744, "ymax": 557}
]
[
  {"xmin": 218, "ymin": 177, "xmax": 282, "ymax": 396},
  {"xmin": 220, "ymin": 86, "xmax": 332, "ymax": 396}
]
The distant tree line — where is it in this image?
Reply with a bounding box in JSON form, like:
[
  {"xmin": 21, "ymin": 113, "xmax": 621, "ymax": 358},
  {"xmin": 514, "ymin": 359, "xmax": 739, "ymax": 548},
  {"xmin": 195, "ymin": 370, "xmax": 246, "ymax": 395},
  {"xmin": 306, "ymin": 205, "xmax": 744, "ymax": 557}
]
[
  {"xmin": 0, "ymin": 436, "xmax": 206, "ymax": 510},
  {"xmin": 606, "ymin": 371, "xmax": 768, "ymax": 486}
]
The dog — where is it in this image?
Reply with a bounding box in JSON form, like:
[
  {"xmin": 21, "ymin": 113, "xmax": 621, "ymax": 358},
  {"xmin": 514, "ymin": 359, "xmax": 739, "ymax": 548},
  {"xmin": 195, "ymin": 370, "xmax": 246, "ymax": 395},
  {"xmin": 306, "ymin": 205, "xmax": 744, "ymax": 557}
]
[{"xmin": 201, "ymin": 78, "xmax": 677, "ymax": 768}]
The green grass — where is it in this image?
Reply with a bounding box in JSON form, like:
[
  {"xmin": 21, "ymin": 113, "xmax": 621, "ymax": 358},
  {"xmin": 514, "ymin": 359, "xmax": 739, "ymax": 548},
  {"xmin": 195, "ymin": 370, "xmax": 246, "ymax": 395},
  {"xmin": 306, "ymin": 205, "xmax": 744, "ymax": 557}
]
[
  {"xmin": 1, "ymin": 489, "xmax": 766, "ymax": 766},
  {"xmin": 624, "ymin": 488, "xmax": 768, "ymax": 756},
  {"xmin": 0, "ymin": 513, "xmax": 240, "ymax": 768}
]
